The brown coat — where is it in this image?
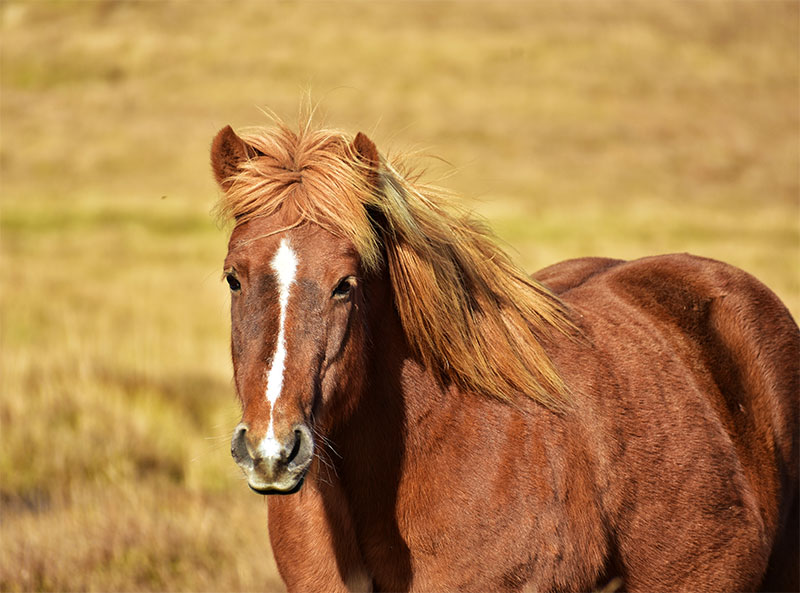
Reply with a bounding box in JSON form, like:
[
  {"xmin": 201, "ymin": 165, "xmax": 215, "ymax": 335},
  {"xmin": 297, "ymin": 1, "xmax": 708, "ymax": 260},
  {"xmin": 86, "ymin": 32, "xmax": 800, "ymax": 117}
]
[{"xmin": 212, "ymin": 123, "xmax": 799, "ymax": 592}]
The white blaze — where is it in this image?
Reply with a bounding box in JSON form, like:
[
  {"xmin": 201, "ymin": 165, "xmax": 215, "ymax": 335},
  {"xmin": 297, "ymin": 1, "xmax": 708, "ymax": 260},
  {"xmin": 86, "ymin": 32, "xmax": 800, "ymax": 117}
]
[{"xmin": 260, "ymin": 239, "xmax": 298, "ymax": 458}]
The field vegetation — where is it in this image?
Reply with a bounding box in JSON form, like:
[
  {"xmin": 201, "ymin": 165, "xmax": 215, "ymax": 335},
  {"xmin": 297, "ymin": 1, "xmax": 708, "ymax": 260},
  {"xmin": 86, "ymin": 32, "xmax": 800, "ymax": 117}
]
[{"xmin": 1, "ymin": 1, "xmax": 798, "ymax": 591}]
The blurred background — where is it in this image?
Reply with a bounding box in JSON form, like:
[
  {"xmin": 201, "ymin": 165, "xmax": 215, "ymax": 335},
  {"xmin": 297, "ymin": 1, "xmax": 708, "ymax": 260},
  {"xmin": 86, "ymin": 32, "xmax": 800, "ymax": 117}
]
[{"xmin": 1, "ymin": 2, "xmax": 797, "ymax": 591}]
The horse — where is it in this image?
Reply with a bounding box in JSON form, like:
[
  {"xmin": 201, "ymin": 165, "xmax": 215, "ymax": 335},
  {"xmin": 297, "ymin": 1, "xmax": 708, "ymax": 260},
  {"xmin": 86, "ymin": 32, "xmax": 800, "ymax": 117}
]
[{"xmin": 210, "ymin": 121, "xmax": 799, "ymax": 592}]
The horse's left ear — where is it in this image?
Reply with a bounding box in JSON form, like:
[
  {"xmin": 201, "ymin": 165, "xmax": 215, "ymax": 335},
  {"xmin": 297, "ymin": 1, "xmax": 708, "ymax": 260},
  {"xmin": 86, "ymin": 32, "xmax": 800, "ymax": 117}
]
[
  {"xmin": 211, "ymin": 125, "xmax": 264, "ymax": 190},
  {"xmin": 351, "ymin": 132, "xmax": 381, "ymax": 188},
  {"xmin": 352, "ymin": 132, "xmax": 379, "ymax": 166}
]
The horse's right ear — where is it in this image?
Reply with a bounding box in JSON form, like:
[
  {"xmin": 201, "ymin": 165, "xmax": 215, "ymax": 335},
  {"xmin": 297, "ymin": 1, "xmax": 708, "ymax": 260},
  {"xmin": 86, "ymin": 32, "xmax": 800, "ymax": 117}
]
[{"xmin": 211, "ymin": 125, "xmax": 263, "ymax": 190}]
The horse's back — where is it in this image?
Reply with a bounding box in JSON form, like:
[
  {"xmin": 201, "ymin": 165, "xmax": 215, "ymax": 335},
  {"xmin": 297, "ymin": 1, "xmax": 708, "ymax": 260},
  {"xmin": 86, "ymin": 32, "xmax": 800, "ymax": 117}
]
[
  {"xmin": 534, "ymin": 256, "xmax": 624, "ymax": 294},
  {"xmin": 535, "ymin": 253, "xmax": 799, "ymax": 591}
]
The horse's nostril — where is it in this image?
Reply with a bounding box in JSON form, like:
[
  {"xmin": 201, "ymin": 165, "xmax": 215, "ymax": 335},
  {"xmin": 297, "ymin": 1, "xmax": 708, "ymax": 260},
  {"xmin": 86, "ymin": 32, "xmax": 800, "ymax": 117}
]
[
  {"xmin": 231, "ymin": 424, "xmax": 253, "ymax": 467},
  {"xmin": 286, "ymin": 424, "xmax": 313, "ymax": 469},
  {"xmin": 287, "ymin": 430, "xmax": 303, "ymax": 464}
]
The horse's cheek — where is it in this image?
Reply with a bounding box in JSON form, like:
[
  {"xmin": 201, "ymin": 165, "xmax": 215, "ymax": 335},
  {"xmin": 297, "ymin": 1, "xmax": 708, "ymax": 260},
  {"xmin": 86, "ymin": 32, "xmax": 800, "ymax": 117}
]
[{"xmin": 318, "ymin": 310, "xmax": 365, "ymax": 420}]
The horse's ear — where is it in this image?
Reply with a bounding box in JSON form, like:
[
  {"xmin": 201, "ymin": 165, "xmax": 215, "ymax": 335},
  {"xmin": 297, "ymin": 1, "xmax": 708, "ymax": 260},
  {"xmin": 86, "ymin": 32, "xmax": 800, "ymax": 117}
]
[
  {"xmin": 351, "ymin": 132, "xmax": 381, "ymax": 188},
  {"xmin": 352, "ymin": 132, "xmax": 379, "ymax": 166},
  {"xmin": 211, "ymin": 125, "xmax": 263, "ymax": 190}
]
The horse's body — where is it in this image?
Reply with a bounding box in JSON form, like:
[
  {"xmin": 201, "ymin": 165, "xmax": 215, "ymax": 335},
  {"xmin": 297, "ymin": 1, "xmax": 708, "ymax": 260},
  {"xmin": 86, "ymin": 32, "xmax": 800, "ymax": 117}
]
[{"xmin": 211, "ymin": 122, "xmax": 799, "ymax": 592}]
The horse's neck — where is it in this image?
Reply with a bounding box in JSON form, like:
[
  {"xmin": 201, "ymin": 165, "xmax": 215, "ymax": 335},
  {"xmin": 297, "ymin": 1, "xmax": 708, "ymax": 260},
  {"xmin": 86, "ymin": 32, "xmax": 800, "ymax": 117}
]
[
  {"xmin": 330, "ymin": 287, "xmax": 457, "ymax": 495},
  {"xmin": 364, "ymin": 285, "xmax": 458, "ymax": 448},
  {"xmin": 322, "ymin": 301, "xmax": 457, "ymax": 580}
]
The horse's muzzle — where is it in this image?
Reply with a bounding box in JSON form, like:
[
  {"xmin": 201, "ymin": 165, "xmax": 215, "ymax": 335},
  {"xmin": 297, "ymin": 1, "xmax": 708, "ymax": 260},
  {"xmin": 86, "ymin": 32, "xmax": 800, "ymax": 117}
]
[{"xmin": 231, "ymin": 422, "xmax": 314, "ymax": 494}]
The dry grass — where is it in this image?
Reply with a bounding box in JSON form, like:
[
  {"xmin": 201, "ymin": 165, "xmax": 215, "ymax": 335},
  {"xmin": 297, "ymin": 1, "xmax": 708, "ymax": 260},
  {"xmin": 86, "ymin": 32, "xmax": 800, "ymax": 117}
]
[
  {"xmin": 1, "ymin": 485, "xmax": 282, "ymax": 592},
  {"xmin": 1, "ymin": 1, "xmax": 798, "ymax": 591}
]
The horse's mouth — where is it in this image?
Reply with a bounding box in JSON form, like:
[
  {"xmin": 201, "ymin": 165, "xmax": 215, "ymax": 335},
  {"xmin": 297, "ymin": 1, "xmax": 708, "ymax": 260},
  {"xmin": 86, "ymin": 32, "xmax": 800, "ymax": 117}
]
[{"xmin": 248, "ymin": 470, "xmax": 307, "ymax": 496}]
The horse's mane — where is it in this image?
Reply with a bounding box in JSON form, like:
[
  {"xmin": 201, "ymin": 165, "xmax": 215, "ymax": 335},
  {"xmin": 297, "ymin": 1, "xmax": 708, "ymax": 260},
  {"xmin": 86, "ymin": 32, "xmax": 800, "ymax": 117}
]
[{"xmin": 214, "ymin": 121, "xmax": 573, "ymax": 410}]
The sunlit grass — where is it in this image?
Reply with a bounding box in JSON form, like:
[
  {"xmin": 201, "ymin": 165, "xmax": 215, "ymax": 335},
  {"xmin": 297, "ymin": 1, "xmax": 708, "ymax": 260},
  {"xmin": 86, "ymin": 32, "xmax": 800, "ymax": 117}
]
[
  {"xmin": 1, "ymin": 1, "xmax": 797, "ymax": 591},
  {"xmin": 0, "ymin": 484, "xmax": 282, "ymax": 592}
]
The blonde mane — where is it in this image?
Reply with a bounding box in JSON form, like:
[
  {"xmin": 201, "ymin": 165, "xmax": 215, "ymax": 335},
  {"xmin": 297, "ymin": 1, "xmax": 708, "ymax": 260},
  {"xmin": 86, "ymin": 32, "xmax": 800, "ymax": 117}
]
[{"xmin": 215, "ymin": 122, "xmax": 573, "ymax": 409}]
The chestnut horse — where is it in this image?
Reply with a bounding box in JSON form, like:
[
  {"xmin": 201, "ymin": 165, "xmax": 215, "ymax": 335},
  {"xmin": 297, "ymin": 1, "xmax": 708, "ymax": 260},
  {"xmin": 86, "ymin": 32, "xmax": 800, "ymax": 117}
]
[{"xmin": 210, "ymin": 122, "xmax": 798, "ymax": 592}]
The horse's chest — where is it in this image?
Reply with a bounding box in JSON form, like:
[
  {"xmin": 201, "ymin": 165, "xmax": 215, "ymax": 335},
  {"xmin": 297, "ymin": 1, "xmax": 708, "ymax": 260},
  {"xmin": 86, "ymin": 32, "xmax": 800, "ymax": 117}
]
[{"xmin": 353, "ymin": 490, "xmax": 547, "ymax": 592}]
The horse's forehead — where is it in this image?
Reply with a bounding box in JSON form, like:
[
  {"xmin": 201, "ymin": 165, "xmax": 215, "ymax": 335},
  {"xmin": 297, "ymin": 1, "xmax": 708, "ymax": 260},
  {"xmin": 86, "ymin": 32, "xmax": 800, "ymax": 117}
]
[{"xmin": 227, "ymin": 219, "xmax": 358, "ymax": 275}]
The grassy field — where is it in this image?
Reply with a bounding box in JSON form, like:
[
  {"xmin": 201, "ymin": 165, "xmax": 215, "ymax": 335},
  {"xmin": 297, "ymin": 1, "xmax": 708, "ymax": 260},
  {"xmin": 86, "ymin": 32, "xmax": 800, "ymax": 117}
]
[{"xmin": 1, "ymin": 1, "xmax": 798, "ymax": 591}]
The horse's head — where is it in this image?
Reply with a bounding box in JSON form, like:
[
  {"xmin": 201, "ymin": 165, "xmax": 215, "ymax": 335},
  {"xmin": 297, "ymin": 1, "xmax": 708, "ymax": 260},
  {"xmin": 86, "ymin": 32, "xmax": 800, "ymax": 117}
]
[
  {"xmin": 210, "ymin": 121, "xmax": 572, "ymax": 494},
  {"xmin": 222, "ymin": 219, "xmax": 369, "ymax": 494},
  {"xmin": 211, "ymin": 125, "xmax": 379, "ymax": 494}
]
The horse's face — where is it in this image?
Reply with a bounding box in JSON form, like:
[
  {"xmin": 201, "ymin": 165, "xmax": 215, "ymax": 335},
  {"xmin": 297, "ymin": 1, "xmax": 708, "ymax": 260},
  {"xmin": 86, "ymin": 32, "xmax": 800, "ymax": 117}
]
[{"xmin": 224, "ymin": 215, "xmax": 367, "ymax": 494}]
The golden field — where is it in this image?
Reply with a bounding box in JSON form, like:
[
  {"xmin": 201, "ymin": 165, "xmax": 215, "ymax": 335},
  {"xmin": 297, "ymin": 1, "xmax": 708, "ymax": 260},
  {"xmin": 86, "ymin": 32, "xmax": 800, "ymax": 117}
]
[{"xmin": 1, "ymin": 2, "xmax": 798, "ymax": 591}]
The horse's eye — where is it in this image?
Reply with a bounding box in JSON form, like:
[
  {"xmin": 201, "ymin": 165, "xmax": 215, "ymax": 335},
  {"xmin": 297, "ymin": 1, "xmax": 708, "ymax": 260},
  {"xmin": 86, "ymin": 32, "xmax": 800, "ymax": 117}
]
[
  {"xmin": 226, "ymin": 274, "xmax": 241, "ymax": 292},
  {"xmin": 332, "ymin": 277, "xmax": 355, "ymax": 300}
]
